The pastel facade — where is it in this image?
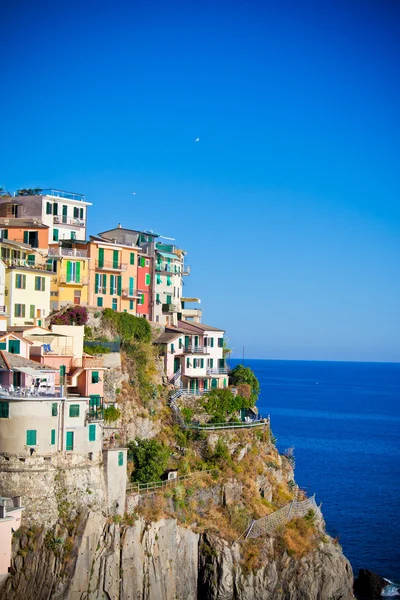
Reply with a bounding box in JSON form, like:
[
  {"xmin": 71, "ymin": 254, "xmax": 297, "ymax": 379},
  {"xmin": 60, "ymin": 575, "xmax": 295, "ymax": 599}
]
[
  {"xmin": 0, "ymin": 496, "xmax": 24, "ymax": 579},
  {"xmin": 0, "ymin": 190, "xmax": 91, "ymax": 244},
  {"xmin": 0, "ymin": 261, "xmax": 7, "ymax": 332},
  {"xmin": 155, "ymin": 321, "xmax": 228, "ymax": 392},
  {"xmin": 88, "ymin": 236, "xmax": 139, "ymax": 314},
  {"xmin": 136, "ymin": 252, "xmax": 153, "ymax": 319},
  {"xmin": 153, "ymin": 243, "xmax": 189, "ymax": 326},
  {"xmin": 47, "ymin": 242, "xmax": 90, "ymax": 310},
  {"xmin": 0, "ymin": 218, "xmax": 49, "ymax": 250}
]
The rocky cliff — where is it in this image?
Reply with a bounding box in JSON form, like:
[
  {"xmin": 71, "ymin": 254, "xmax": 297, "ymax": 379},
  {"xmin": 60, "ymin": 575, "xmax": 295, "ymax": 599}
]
[{"xmin": 1, "ymin": 511, "xmax": 354, "ymax": 600}]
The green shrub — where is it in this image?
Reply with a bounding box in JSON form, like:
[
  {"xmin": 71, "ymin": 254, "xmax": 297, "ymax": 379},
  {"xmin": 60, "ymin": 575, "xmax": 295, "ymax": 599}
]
[
  {"xmin": 181, "ymin": 407, "xmax": 194, "ymax": 424},
  {"xmin": 128, "ymin": 438, "xmax": 170, "ymax": 483},
  {"xmin": 104, "ymin": 405, "xmax": 121, "ymax": 423},
  {"xmin": 102, "ymin": 309, "xmax": 151, "ymax": 344},
  {"xmin": 229, "ymin": 365, "xmax": 260, "ymax": 404},
  {"xmin": 203, "ymin": 388, "xmax": 253, "ymax": 422},
  {"xmin": 83, "ymin": 344, "xmax": 111, "ymax": 355}
]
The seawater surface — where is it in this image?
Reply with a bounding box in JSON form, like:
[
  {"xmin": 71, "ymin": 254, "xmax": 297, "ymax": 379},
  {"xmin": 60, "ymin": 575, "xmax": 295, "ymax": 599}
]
[{"xmin": 228, "ymin": 359, "xmax": 400, "ymax": 588}]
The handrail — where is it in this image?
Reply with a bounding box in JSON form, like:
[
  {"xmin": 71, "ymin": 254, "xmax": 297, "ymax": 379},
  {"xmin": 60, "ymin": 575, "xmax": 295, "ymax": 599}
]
[{"xmin": 126, "ymin": 469, "xmax": 216, "ymax": 495}]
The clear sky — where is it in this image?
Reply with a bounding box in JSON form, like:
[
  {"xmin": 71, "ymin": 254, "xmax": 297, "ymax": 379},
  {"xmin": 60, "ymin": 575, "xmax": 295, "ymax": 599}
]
[{"xmin": 1, "ymin": 0, "xmax": 399, "ymax": 361}]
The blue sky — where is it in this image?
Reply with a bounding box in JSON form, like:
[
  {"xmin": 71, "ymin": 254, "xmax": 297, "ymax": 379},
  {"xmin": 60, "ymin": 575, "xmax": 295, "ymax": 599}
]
[{"xmin": 1, "ymin": 0, "xmax": 399, "ymax": 361}]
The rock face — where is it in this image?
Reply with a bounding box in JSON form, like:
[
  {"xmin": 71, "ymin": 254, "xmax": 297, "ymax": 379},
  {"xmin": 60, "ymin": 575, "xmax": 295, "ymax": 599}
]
[
  {"xmin": 1, "ymin": 513, "xmax": 355, "ymax": 600},
  {"xmin": 353, "ymin": 569, "xmax": 389, "ymax": 599}
]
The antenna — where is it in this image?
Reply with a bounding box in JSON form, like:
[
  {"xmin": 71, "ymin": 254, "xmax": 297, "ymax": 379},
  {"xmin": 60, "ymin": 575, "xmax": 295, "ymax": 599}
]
[{"xmin": 242, "ymin": 346, "xmax": 245, "ymax": 364}]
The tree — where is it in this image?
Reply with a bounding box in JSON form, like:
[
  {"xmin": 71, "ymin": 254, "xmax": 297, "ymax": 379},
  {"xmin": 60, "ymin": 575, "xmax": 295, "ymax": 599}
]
[
  {"xmin": 128, "ymin": 438, "xmax": 170, "ymax": 483},
  {"xmin": 229, "ymin": 365, "xmax": 260, "ymax": 405},
  {"xmin": 203, "ymin": 388, "xmax": 252, "ymax": 423}
]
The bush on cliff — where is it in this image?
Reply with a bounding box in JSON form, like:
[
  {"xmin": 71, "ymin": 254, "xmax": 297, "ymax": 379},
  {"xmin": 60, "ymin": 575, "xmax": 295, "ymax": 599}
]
[
  {"xmin": 229, "ymin": 365, "xmax": 260, "ymax": 405},
  {"xmin": 128, "ymin": 438, "xmax": 170, "ymax": 483},
  {"xmin": 51, "ymin": 305, "xmax": 88, "ymax": 326},
  {"xmin": 203, "ymin": 388, "xmax": 253, "ymax": 423}
]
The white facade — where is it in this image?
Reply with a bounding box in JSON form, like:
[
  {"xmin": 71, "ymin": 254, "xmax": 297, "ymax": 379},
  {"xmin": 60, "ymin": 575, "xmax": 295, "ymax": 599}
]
[
  {"xmin": 40, "ymin": 191, "xmax": 91, "ymax": 243},
  {"xmin": 6, "ymin": 268, "xmax": 51, "ymax": 327},
  {"xmin": 153, "ymin": 247, "xmax": 188, "ymax": 326}
]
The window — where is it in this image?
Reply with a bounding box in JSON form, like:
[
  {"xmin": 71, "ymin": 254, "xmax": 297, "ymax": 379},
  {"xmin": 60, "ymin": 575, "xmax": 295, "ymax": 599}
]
[
  {"xmin": 51, "ymin": 429, "xmax": 56, "ymax": 445},
  {"xmin": 66, "ymin": 261, "xmax": 80, "ymax": 283},
  {"xmin": 118, "ymin": 451, "xmax": 124, "ymax": 466},
  {"xmin": 129, "ymin": 300, "xmax": 134, "ymax": 310},
  {"xmin": 14, "ymin": 304, "xmax": 25, "ymax": 318},
  {"xmin": 200, "ymin": 358, "xmax": 204, "ymax": 368},
  {"xmin": 129, "ymin": 277, "xmax": 134, "ymax": 296},
  {"xmin": 46, "ymin": 202, "xmax": 52, "ymax": 215},
  {"xmin": 79, "ymin": 208, "xmax": 84, "ymax": 219},
  {"xmin": 0, "ymin": 342, "xmax": 6, "ymax": 350},
  {"xmin": 145, "ymin": 259, "xmax": 149, "ymax": 267},
  {"xmin": 156, "ymin": 274, "xmax": 162, "ymax": 284},
  {"xmin": 166, "ymin": 275, "xmax": 172, "ymax": 286},
  {"xmin": 95, "ymin": 273, "xmax": 107, "ymax": 294},
  {"xmin": 112, "ymin": 250, "xmax": 119, "ymax": 269},
  {"xmin": 140, "ymin": 257, "xmax": 145, "ymax": 267},
  {"xmin": 138, "ymin": 293, "xmax": 144, "ymax": 305},
  {"xmin": 97, "ymin": 297, "xmax": 103, "ymax": 307},
  {"xmin": 26, "ymin": 430, "xmax": 37, "ymax": 445},
  {"xmin": 130, "ymin": 252, "xmax": 135, "ymax": 265},
  {"xmin": 145, "ymin": 273, "xmax": 151, "ymax": 286},
  {"xmin": 52, "ymin": 403, "xmax": 58, "ymax": 416},
  {"xmin": 117, "ymin": 275, "xmax": 122, "ymax": 296},
  {"xmin": 166, "ymin": 295, "xmax": 172, "ymax": 304},
  {"xmin": 218, "ymin": 338, "xmax": 224, "ymax": 348},
  {"xmin": 35, "ymin": 276, "xmax": 46, "ymax": 291},
  {"xmin": 27, "ymin": 254, "xmax": 35, "ymax": 265},
  {"xmin": 62, "ymin": 205, "xmax": 68, "ymax": 223},
  {"xmin": 71, "ymin": 231, "xmax": 76, "ymax": 240},
  {"xmin": 110, "ymin": 275, "xmax": 117, "ymax": 295},
  {"xmin": 218, "ymin": 358, "xmax": 225, "ymax": 368},
  {"xmin": 53, "ymin": 228, "xmax": 59, "ymax": 242},
  {"xmin": 15, "ymin": 274, "xmax": 26, "ymax": 289},
  {"xmin": 91, "ymin": 371, "xmax": 100, "ymax": 384},
  {"xmin": 8, "ymin": 339, "xmax": 20, "ymax": 354},
  {"xmin": 193, "ymin": 359, "xmax": 197, "ymax": 368},
  {"xmin": 156, "ymin": 293, "xmax": 160, "ymax": 304},
  {"xmin": 112, "ymin": 298, "xmax": 118, "ymax": 310},
  {"xmin": 53, "ymin": 203, "xmax": 58, "ymax": 215},
  {"xmin": 0, "ymin": 229, "xmax": 8, "ymax": 239},
  {"xmin": 171, "ymin": 343, "xmax": 175, "ymax": 353},
  {"xmin": 209, "ymin": 338, "xmax": 214, "ymax": 348},
  {"xmin": 89, "ymin": 424, "xmax": 96, "ymax": 442},
  {"xmin": 186, "ymin": 357, "xmax": 190, "ymax": 368},
  {"xmin": 0, "ymin": 402, "xmax": 9, "ymax": 418},
  {"xmin": 66, "ymin": 431, "xmax": 74, "ymax": 451},
  {"xmin": 179, "ymin": 338, "xmax": 183, "ymax": 349},
  {"xmin": 73, "ymin": 207, "xmax": 79, "ymax": 218},
  {"xmin": 69, "ymin": 404, "xmax": 80, "ymax": 418},
  {"xmin": 209, "ymin": 358, "xmax": 214, "ymax": 368}
]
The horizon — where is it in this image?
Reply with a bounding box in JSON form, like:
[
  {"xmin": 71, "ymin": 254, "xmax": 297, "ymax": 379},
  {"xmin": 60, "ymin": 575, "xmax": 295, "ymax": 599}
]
[{"xmin": 1, "ymin": 0, "xmax": 399, "ymax": 362}]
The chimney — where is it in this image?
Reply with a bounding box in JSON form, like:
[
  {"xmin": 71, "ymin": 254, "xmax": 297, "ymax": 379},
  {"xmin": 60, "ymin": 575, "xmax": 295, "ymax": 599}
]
[{"xmin": 118, "ymin": 223, "xmax": 121, "ymax": 228}]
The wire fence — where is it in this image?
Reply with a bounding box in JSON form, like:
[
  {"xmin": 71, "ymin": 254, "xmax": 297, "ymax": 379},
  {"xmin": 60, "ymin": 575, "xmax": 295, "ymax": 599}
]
[
  {"xmin": 244, "ymin": 495, "xmax": 319, "ymax": 539},
  {"xmin": 126, "ymin": 469, "xmax": 217, "ymax": 495}
]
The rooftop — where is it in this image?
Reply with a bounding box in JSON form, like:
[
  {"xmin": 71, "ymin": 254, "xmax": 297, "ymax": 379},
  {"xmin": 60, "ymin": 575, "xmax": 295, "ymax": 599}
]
[{"xmin": 0, "ymin": 218, "xmax": 49, "ymax": 229}]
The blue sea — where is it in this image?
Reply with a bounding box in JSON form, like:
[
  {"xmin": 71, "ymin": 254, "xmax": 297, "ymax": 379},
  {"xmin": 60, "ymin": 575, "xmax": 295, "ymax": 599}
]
[{"xmin": 229, "ymin": 359, "xmax": 400, "ymax": 594}]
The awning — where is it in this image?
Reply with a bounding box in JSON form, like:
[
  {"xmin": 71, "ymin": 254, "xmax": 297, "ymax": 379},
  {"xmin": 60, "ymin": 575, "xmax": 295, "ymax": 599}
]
[
  {"xmin": 15, "ymin": 367, "xmax": 52, "ymax": 378},
  {"xmin": 157, "ymin": 251, "xmax": 178, "ymax": 260}
]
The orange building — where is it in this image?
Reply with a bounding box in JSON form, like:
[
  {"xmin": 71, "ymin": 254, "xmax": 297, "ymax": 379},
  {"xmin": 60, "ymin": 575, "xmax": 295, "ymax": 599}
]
[
  {"xmin": 88, "ymin": 236, "xmax": 140, "ymax": 313},
  {"xmin": 0, "ymin": 218, "xmax": 49, "ymax": 251}
]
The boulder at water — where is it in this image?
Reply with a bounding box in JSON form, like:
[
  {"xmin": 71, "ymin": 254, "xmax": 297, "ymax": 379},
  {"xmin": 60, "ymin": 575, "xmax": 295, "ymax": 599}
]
[{"xmin": 354, "ymin": 569, "xmax": 389, "ymax": 599}]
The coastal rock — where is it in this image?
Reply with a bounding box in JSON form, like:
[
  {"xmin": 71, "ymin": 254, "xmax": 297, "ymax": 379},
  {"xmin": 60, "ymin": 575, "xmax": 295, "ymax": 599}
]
[{"xmin": 354, "ymin": 569, "xmax": 389, "ymax": 599}]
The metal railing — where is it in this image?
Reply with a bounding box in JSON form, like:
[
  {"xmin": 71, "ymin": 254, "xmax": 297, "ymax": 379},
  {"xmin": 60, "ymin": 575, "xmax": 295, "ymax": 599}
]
[
  {"xmin": 183, "ymin": 345, "xmax": 208, "ymax": 354},
  {"xmin": 126, "ymin": 469, "xmax": 216, "ymax": 495},
  {"xmin": 87, "ymin": 407, "xmax": 104, "ymax": 421},
  {"xmin": 59, "ymin": 275, "xmax": 88, "ymax": 285},
  {"xmin": 162, "ymin": 303, "xmax": 179, "ymax": 313},
  {"xmin": 122, "ymin": 288, "xmax": 140, "ymax": 298},
  {"xmin": 48, "ymin": 247, "xmax": 88, "ymax": 258},
  {"xmin": 96, "ymin": 261, "xmax": 127, "ymax": 271},
  {"xmin": 3, "ymin": 258, "xmax": 52, "ymax": 271},
  {"xmin": 41, "ymin": 189, "xmax": 86, "ymax": 202},
  {"xmin": 245, "ymin": 495, "xmax": 320, "ymax": 539},
  {"xmin": 206, "ymin": 367, "xmax": 228, "ymax": 375},
  {"xmin": 0, "ymin": 385, "xmax": 60, "ymax": 398},
  {"xmin": 53, "ymin": 215, "xmax": 86, "ymax": 227},
  {"xmin": 0, "ymin": 305, "xmax": 7, "ymax": 314}
]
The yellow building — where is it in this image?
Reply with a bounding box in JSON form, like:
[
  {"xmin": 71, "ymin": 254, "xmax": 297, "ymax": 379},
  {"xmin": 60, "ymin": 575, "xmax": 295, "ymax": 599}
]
[
  {"xmin": 47, "ymin": 242, "xmax": 90, "ymax": 311},
  {"xmin": 88, "ymin": 236, "xmax": 139, "ymax": 313},
  {"xmin": 0, "ymin": 240, "xmax": 51, "ymax": 327}
]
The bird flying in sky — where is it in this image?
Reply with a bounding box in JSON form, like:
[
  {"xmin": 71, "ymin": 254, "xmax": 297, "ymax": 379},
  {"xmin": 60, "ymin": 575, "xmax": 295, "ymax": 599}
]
[{"xmin": 195, "ymin": 138, "xmax": 200, "ymax": 142}]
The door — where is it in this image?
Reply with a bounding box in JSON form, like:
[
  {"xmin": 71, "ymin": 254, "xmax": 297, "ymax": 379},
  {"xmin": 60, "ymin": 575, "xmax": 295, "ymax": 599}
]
[
  {"xmin": 174, "ymin": 357, "xmax": 180, "ymax": 373},
  {"xmin": 194, "ymin": 336, "xmax": 199, "ymax": 348},
  {"xmin": 66, "ymin": 431, "xmax": 74, "ymax": 451},
  {"xmin": 211, "ymin": 378, "xmax": 217, "ymax": 389},
  {"xmin": 184, "ymin": 336, "xmax": 190, "ymax": 349},
  {"xmin": 62, "ymin": 205, "xmax": 68, "ymax": 224}
]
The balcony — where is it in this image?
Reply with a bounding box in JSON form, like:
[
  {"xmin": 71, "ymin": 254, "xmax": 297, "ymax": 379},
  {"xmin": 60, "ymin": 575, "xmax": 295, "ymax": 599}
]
[
  {"xmin": 206, "ymin": 367, "xmax": 228, "ymax": 375},
  {"xmin": 162, "ymin": 303, "xmax": 179, "ymax": 313},
  {"xmin": 87, "ymin": 407, "xmax": 104, "ymax": 421},
  {"xmin": 42, "ymin": 189, "xmax": 86, "ymax": 202},
  {"xmin": 53, "ymin": 215, "xmax": 86, "ymax": 227},
  {"xmin": 48, "ymin": 247, "xmax": 88, "ymax": 258},
  {"xmin": 183, "ymin": 345, "xmax": 208, "ymax": 354},
  {"xmin": 96, "ymin": 261, "xmax": 127, "ymax": 272},
  {"xmin": 122, "ymin": 288, "xmax": 140, "ymax": 299},
  {"xmin": 0, "ymin": 305, "xmax": 7, "ymax": 314},
  {"xmin": 59, "ymin": 275, "xmax": 88, "ymax": 286},
  {"xmin": 182, "ymin": 265, "xmax": 190, "ymax": 276},
  {"xmin": 155, "ymin": 264, "xmax": 181, "ymax": 274},
  {"xmin": 3, "ymin": 258, "xmax": 52, "ymax": 271}
]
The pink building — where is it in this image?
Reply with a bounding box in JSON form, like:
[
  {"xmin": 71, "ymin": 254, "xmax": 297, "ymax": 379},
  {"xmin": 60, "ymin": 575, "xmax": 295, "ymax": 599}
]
[{"xmin": 0, "ymin": 496, "xmax": 24, "ymax": 579}]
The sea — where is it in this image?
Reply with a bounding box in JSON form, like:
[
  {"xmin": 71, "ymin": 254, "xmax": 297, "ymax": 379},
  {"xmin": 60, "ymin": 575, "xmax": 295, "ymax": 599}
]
[{"xmin": 229, "ymin": 359, "xmax": 400, "ymax": 597}]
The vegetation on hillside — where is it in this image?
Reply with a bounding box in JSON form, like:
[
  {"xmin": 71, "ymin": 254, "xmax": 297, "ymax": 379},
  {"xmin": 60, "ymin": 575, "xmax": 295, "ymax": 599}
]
[
  {"xmin": 229, "ymin": 364, "xmax": 260, "ymax": 404},
  {"xmin": 202, "ymin": 388, "xmax": 254, "ymax": 423},
  {"xmin": 51, "ymin": 305, "xmax": 88, "ymax": 326}
]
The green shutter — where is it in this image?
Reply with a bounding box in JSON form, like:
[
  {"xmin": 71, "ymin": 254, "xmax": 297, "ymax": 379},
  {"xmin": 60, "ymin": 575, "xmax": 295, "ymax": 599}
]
[
  {"xmin": 130, "ymin": 253, "xmax": 135, "ymax": 265},
  {"xmin": 210, "ymin": 359, "xmax": 214, "ymax": 368},
  {"xmin": 129, "ymin": 300, "xmax": 134, "ymax": 310},
  {"xmin": 46, "ymin": 202, "xmax": 52, "ymax": 214},
  {"xmin": 66, "ymin": 261, "xmax": 72, "ymax": 282},
  {"xmin": 95, "ymin": 273, "xmax": 99, "ymax": 294},
  {"xmin": 73, "ymin": 207, "xmax": 79, "ymax": 218},
  {"xmin": 129, "ymin": 277, "xmax": 134, "ymax": 296},
  {"xmin": 26, "ymin": 430, "xmax": 37, "ymax": 445},
  {"xmin": 69, "ymin": 404, "xmax": 80, "ymax": 417},
  {"xmin": 23, "ymin": 231, "xmax": 29, "ymax": 244},
  {"xmin": 8, "ymin": 340, "xmax": 20, "ymax": 354},
  {"xmin": 156, "ymin": 293, "xmax": 160, "ymax": 303},
  {"xmin": 30, "ymin": 305, "xmax": 35, "ymax": 318},
  {"xmin": 91, "ymin": 371, "xmax": 99, "ymax": 383},
  {"xmin": 201, "ymin": 358, "xmax": 204, "ymax": 368},
  {"xmin": 97, "ymin": 297, "xmax": 103, "ymax": 307},
  {"xmin": 117, "ymin": 275, "xmax": 122, "ymax": 296},
  {"xmin": 52, "ymin": 402, "xmax": 58, "ymax": 416},
  {"xmin": 53, "ymin": 228, "xmax": 58, "ymax": 241},
  {"xmin": 66, "ymin": 431, "xmax": 74, "ymax": 451},
  {"xmin": 103, "ymin": 274, "xmax": 107, "ymax": 293},
  {"xmin": 3, "ymin": 229, "xmax": 8, "ymax": 239},
  {"xmin": 98, "ymin": 247, "xmax": 104, "ymax": 267},
  {"xmin": 110, "ymin": 274, "xmax": 114, "ymax": 295},
  {"xmin": 89, "ymin": 424, "xmax": 96, "ymax": 442},
  {"xmin": 27, "ymin": 254, "xmax": 35, "ymax": 266},
  {"xmin": 145, "ymin": 274, "xmax": 150, "ymax": 285},
  {"xmin": 62, "ymin": 205, "xmax": 67, "ymax": 216},
  {"xmin": 113, "ymin": 250, "xmax": 119, "ymax": 268},
  {"xmin": 51, "ymin": 429, "xmax": 56, "ymax": 445},
  {"xmin": 210, "ymin": 338, "xmax": 214, "ymax": 347},
  {"xmin": 118, "ymin": 451, "xmax": 124, "ymax": 466},
  {"xmin": 23, "ymin": 275, "xmax": 26, "ymax": 289},
  {"xmin": 0, "ymin": 402, "xmax": 9, "ymax": 418},
  {"xmin": 166, "ymin": 295, "xmax": 172, "ymax": 304},
  {"xmin": 0, "ymin": 342, "xmax": 6, "ymax": 350},
  {"xmin": 76, "ymin": 261, "xmax": 80, "ymax": 283}
]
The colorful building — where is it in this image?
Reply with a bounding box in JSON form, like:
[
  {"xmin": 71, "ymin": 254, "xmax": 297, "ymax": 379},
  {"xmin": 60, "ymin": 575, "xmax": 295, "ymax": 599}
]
[
  {"xmin": 47, "ymin": 240, "xmax": 90, "ymax": 311},
  {"xmin": 88, "ymin": 235, "xmax": 140, "ymax": 314},
  {"xmin": 154, "ymin": 321, "xmax": 228, "ymax": 392},
  {"xmin": 0, "ymin": 218, "xmax": 49, "ymax": 250},
  {"xmin": 0, "ymin": 240, "xmax": 51, "ymax": 327},
  {"xmin": 153, "ymin": 242, "xmax": 190, "ymax": 326},
  {"xmin": 0, "ymin": 189, "xmax": 91, "ymax": 244},
  {"xmin": 136, "ymin": 250, "xmax": 153, "ymax": 319}
]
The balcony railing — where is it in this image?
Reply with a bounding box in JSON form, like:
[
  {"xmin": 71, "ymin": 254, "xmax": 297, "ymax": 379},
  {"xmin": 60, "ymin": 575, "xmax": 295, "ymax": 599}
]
[
  {"xmin": 162, "ymin": 303, "xmax": 179, "ymax": 313},
  {"xmin": 42, "ymin": 189, "xmax": 86, "ymax": 202},
  {"xmin": 206, "ymin": 367, "xmax": 228, "ymax": 375},
  {"xmin": 155, "ymin": 264, "xmax": 181, "ymax": 274},
  {"xmin": 48, "ymin": 247, "xmax": 88, "ymax": 258},
  {"xmin": 183, "ymin": 345, "xmax": 208, "ymax": 354},
  {"xmin": 53, "ymin": 215, "xmax": 86, "ymax": 227},
  {"xmin": 182, "ymin": 265, "xmax": 190, "ymax": 276},
  {"xmin": 0, "ymin": 305, "xmax": 7, "ymax": 314},
  {"xmin": 59, "ymin": 275, "xmax": 88, "ymax": 285},
  {"xmin": 96, "ymin": 261, "xmax": 127, "ymax": 272},
  {"xmin": 3, "ymin": 258, "xmax": 52, "ymax": 271},
  {"xmin": 87, "ymin": 408, "xmax": 104, "ymax": 421},
  {"xmin": 122, "ymin": 288, "xmax": 140, "ymax": 299}
]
